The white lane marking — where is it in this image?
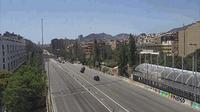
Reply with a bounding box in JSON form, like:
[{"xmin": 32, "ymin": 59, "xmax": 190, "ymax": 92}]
[
  {"xmin": 48, "ymin": 62, "xmax": 58, "ymax": 112},
  {"xmin": 59, "ymin": 64, "xmax": 130, "ymax": 112},
  {"xmin": 52, "ymin": 95, "xmax": 58, "ymax": 112},
  {"xmin": 57, "ymin": 65, "xmax": 112, "ymax": 112}
]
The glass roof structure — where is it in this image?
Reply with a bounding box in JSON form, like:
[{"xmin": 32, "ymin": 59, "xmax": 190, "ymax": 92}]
[{"xmin": 135, "ymin": 63, "xmax": 200, "ymax": 88}]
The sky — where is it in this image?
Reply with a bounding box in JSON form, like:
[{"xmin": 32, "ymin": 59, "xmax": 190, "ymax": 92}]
[{"xmin": 0, "ymin": 0, "xmax": 199, "ymax": 44}]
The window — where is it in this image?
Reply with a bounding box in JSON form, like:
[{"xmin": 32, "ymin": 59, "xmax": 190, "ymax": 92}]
[
  {"xmin": 3, "ymin": 64, "xmax": 5, "ymax": 69},
  {"xmin": 3, "ymin": 58, "xmax": 5, "ymax": 63},
  {"xmin": 2, "ymin": 45, "xmax": 4, "ymax": 50},
  {"xmin": 8, "ymin": 63, "xmax": 10, "ymax": 71},
  {"xmin": 7, "ymin": 45, "xmax": 9, "ymax": 53}
]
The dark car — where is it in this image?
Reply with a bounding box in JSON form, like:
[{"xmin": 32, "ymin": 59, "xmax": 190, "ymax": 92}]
[
  {"xmin": 80, "ymin": 67, "xmax": 85, "ymax": 73},
  {"xmin": 94, "ymin": 75, "xmax": 100, "ymax": 81}
]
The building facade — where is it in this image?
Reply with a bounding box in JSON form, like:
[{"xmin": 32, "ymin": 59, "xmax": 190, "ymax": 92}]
[
  {"xmin": 160, "ymin": 32, "xmax": 178, "ymax": 56},
  {"xmin": 110, "ymin": 40, "xmax": 121, "ymax": 50},
  {"xmin": 0, "ymin": 36, "xmax": 26, "ymax": 72},
  {"xmin": 81, "ymin": 42, "xmax": 93, "ymax": 59},
  {"xmin": 178, "ymin": 21, "xmax": 200, "ymax": 57},
  {"xmin": 81, "ymin": 40, "xmax": 106, "ymax": 59}
]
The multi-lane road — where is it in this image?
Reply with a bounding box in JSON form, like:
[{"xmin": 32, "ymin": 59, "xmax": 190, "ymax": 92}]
[{"xmin": 46, "ymin": 58, "xmax": 198, "ymax": 112}]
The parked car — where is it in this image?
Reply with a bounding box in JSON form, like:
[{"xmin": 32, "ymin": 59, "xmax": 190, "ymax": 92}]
[
  {"xmin": 94, "ymin": 75, "xmax": 100, "ymax": 81},
  {"xmin": 80, "ymin": 67, "xmax": 85, "ymax": 73}
]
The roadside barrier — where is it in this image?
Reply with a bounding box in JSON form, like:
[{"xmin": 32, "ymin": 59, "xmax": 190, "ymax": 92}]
[{"xmin": 122, "ymin": 77, "xmax": 200, "ymax": 111}]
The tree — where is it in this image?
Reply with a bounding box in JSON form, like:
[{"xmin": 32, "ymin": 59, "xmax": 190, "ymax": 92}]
[
  {"xmin": 0, "ymin": 71, "xmax": 11, "ymax": 109},
  {"xmin": 79, "ymin": 47, "xmax": 86, "ymax": 65},
  {"xmin": 92, "ymin": 39, "xmax": 100, "ymax": 67},
  {"xmin": 2, "ymin": 46, "xmax": 47, "ymax": 112},
  {"xmin": 73, "ymin": 40, "xmax": 79, "ymax": 59},
  {"xmin": 118, "ymin": 43, "xmax": 128, "ymax": 76},
  {"xmin": 0, "ymin": 71, "xmax": 11, "ymax": 91},
  {"xmin": 3, "ymin": 66, "xmax": 46, "ymax": 112},
  {"xmin": 128, "ymin": 34, "xmax": 137, "ymax": 67}
]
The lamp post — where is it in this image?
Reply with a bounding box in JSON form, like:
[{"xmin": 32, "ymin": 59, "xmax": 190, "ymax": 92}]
[
  {"xmin": 172, "ymin": 53, "xmax": 175, "ymax": 68},
  {"xmin": 181, "ymin": 55, "xmax": 184, "ymax": 94},
  {"xmin": 140, "ymin": 50, "xmax": 159, "ymax": 85},
  {"xmin": 139, "ymin": 53, "xmax": 141, "ymax": 65},
  {"xmin": 189, "ymin": 43, "xmax": 198, "ymax": 102},
  {"xmin": 157, "ymin": 53, "xmax": 159, "ymax": 86}
]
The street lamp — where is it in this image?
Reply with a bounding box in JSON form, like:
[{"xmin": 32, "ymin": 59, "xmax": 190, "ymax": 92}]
[
  {"xmin": 140, "ymin": 50, "xmax": 159, "ymax": 85},
  {"xmin": 189, "ymin": 43, "xmax": 198, "ymax": 102}
]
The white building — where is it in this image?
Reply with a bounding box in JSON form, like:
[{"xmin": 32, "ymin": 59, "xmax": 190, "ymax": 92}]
[{"xmin": 0, "ymin": 36, "xmax": 26, "ymax": 72}]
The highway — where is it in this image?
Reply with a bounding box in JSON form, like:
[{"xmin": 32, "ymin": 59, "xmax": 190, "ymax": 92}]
[{"xmin": 46, "ymin": 58, "xmax": 198, "ymax": 112}]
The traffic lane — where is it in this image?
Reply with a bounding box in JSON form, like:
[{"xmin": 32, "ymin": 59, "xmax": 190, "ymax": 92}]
[
  {"xmin": 64, "ymin": 63, "xmax": 198, "ymax": 112},
  {"xmin": 58, "ymin": 62, "xmax": 129, "ymax": 112},
  {"xmin": 48, "ymin": 60, "xmax": 110, "ymax": 112},
  {"xmin": 49, "ymin": 61, "xmax": 111, "ymax": 112},
  {"xmin": 63, "ymin": 63, "xmax": 167, "ymax": 112},
  {"xmin": 84, "ymin": 66, "xmax": 198, "ymax": 112}
]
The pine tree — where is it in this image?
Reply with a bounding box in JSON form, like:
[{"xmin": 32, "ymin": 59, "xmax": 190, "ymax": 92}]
[
  {"xmin": 118, "ymin": 43, "xmax": 128, "ymax": 76},
  {"xmin": 128, "ymin": 34, "xmax": 137, "ymax": 67},
  {"xmin": 92, "ymin": 39, "xmax": 100, "ymax": 67}
]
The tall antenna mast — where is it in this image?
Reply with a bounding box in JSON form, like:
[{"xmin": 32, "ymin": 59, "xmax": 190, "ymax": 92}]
[
  {"xmin": 41, "ymin": 18, "xmax": 44, "ymax": 47},
  {"xmin": 0, "ymin": 0, "xmax": 2, "ymax": 34}
]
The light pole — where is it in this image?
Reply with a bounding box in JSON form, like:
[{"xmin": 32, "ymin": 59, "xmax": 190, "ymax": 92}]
[
  {"xmin": 139, "ymin": 53, "xmax": 141, "ymax": 65},
  {"xmin": 189, "ymin": 43, "xmax": 198, "ymax": 102},
  {"xmin": 164, "ymin": 54, "xmax": 166, "ymax": 67},
  {"xmin": 156, "ymin": 53, "xmax": 159, "ymax": 86},
  {"xmin": 172, "ymin": 53, "xmax": 175, "ymax": 68},
  {"xmin": 41, "ymin": 18, "xmax": 44, "ymax": 47},
  {"xmin": 181, "ymin": 55, "xmax": 184, "ymax": 94},
  {"xmin": 41, "ymin": 18, "xmax": 44, "ymax": 70},
  {"xmin": 140, "ymin": 50, "xmax": 159, "ymax": 85}
]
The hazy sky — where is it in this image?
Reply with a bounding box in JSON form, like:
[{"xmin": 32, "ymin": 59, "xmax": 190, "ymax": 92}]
[{"xmin": 0, "ymin": 0, "xmax": 199, "ymax": 43}]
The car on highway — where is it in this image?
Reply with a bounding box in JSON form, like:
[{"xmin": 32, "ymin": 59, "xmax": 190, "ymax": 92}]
[
  {"xmin": 94, "ymin": 75, "xmax": 100, "ymax": 81},
  {"xmin": 80, "ymin": 67, "xmax": 85, "ymax": 73}
]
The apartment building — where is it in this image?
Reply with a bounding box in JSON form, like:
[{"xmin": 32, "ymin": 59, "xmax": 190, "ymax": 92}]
[
  {"xmin": 178, "ymin": 21, "xmax": 200, "ymax": 57},
  {"xmin": 81, "ymin": 40, "xmax": 106, "ymax": 59},
  {"xmin": 81, "ymin": 42, "xmax": 93, "ymax": 59},
  {"xmin": 160, "ymin": 32, "xmax": 178, "ymax": 56},
  {"xmin": 136, "ymin": 32, "xmax": 178, "ymax": 56},
  {"xmin": 110, "ymin": 40, "xmax": 121, "ymax": 50},
  {"xmin": 136, "ymin": 33, "xmax": 161, "ymax": 45},
  {"xmin": 0, "ymin": 36, "xmax": 26, "ymax": 72}
]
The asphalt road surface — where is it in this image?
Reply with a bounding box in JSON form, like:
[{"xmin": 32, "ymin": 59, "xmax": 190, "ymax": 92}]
[{"xmin": 46, "ymin": 59, "xmax": 198, "ymax": 112}]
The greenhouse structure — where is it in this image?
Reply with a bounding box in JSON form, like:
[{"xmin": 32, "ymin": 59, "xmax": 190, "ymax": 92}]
[{"xmin": 134, "ymin": 63, "xmax": 200, "ymax": 103}]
